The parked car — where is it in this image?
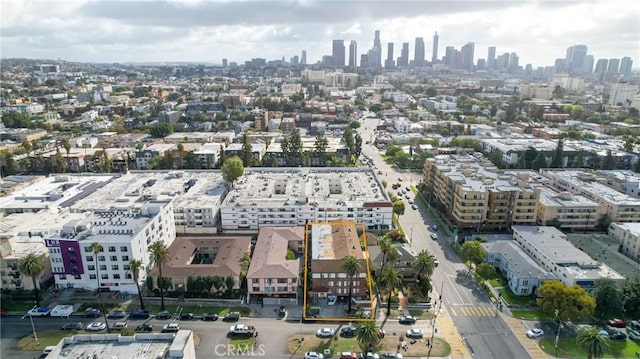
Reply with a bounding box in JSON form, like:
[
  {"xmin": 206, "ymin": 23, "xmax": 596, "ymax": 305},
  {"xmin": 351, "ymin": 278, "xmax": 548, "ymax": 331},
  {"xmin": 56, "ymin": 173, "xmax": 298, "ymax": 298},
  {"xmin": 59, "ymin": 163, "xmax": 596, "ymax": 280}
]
[
  {"xmin": 279, "ymin": 306, "xmax": 286, "ymax": 317},
  {"xmin": 399, "ymin": 316, "xmax": 416, "ymax": 324},
  {"xmin": 112, "ymin": 321, "xmax": 128, "ymax": 330},
  {"xmin": 304, "ymin": 352, "xmax": 324, "ymax": 359},
  {"xmin": 223, "ymin": 312, "xmax": 240, "ymax": 322},
  {"xmin": 628, "ymin": 329, "xmax": 640, "ymax": 340},
  {"xmin": 60, "ymin": 322, "xmax": 83, "ymax": 330},
  {"xmin": 161, "ymin": 323, "xmax": 180, "ymax": 333},
  {"xmin": 339, "ymin": 352, "xmax": 357, "ymax": 359},
  {"xmin": 86, "ymin": 322, "xmax": 107, "ymax": 331},
  {"xmin": 610, "ymin": 332, "xmax": 627, "ymax": 340},
  {"xmin": 630, "ymin": 320, "xmax": 640, "ymax": 330},
  {"xmin": 405, "ymin": 329, "xmax": 424, "ymax": 339},
  {"xmin": 107, "ymin": 311, "xmax": 127, "ymax": 320},
  {"xmin": 84, "ymin": 308, "xmax": 101, "ymax": 318},
  {"xmin": 380, "ymin": 353, "xmax": 403, "ymax": 359},
  {"xmin": 526, "ymin": 328, "xmax": 544, "ymax": 338},
  {"xmin": 316, "ymin": 328, "xmax": 335, "ymax": 338},
  {"xmin": 411, "ymin": 204, "xmax": 418, "ymax": 210},
  {"xmin": 155, "ymin": 311, "xmax": 172, "ymax": 320},
  {"xmin": 129, "ymin": 310, "xmax": 150, "ymax": 319},
  {"xmin": 432, "ymin": 224, "xmax": 438, "ymax": 231},
  {"xmin": 27, "ymin": 307, "xmax": 51, "ymax": 317},
  {"xmin": 607, "ymin": 318, "xmax": 626, "ymax": 328},
  {"xmin": 430, "ymin": 233, "xmax": 438, "ymax": 240},
  {"xmin": 358, "ymin": 353, "xmax": 380, "ymax": 359},
  {"xmin": 202, "ymin": 313, "xmax": 219, "ymax": 321},
  {"xmin": 179, "ymin": 313, "xmax": 194, "ymax": 321},
  {"xmin": 327, "ymin": 295, "xmax": 337, "ymax": 306},
  {"xmin": 135, "ymin": 323, "xmax": 154, "ymax": 332},
  {"xmin": 598, "ymin": 329, "xmax": 609, "ymax": 337},
  {"xmin": 340, "ymin": 326, "xmax": 357, "ymax": 338}
]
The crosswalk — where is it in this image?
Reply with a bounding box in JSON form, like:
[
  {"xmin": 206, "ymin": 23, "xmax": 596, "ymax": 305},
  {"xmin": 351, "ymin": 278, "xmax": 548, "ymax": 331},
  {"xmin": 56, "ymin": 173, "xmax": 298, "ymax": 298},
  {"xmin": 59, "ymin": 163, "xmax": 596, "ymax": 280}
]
[{"xmin": 449, "ymin": 305, "xmax": 497, "ymax": 317}]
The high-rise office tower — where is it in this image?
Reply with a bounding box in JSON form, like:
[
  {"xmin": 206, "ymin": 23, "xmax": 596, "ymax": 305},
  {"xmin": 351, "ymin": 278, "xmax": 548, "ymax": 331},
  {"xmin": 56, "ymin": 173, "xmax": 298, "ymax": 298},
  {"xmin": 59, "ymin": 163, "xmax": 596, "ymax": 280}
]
[
  {"xmin": 332, "ymin": 39, "xmax": 345, "ymax": 67},
  {"xmin": 414, "ymin": 37, "xmax": 425, "ymax": 66},
  {"xmin": 508, "ymin": 52, "xmax": 519, "ymax": 72},
  {"xmin": 607, "ymin": 58, "xmax": 620, "ymax": 74},
  {"xmin": 619, "ymin": 57, "xmax": 633, "ymax": 75},
  {"xmin": 398, "ymin": 42, "xmax": 409, "ymax": 67},
  {"xmin": 594, "ymin": 59, "xmax": 608, "ymax": 73},
  {"xmin": 582, "ymin": 55, "xmax": 594, "ymax": 74},
  {"xmin": 301, "ymin": 50, "xmax": 307, "ymax": 65},
  {"xmin": 487, "ymin": 46, "xmax": 496, "ymax": 70},
  {"xmin": 432, "ymin": 31, "xmax": 439, "ymax": 63},
  {"xmin": 348, "ymin": 40, "xmax": 358, "ymax": 67},
  {"xmin": 373, "ymin": 30, "xmax": 382, "ymax": 68},
  {"xmin": 461, "ymin": 42, "xmax": 475, "ymax": 71},
  {"xmin": 444, "ymin": 46, "xmax": 455, "ymax": 66},
  {"xmin": 291, "ymin": 55, "xmax": 299, "ymax": 66},
  {"xmin": 222, "ymin": 58, "xmax": 228, "ymax": 67},
  {"xmin": 385, "ymin": 43, "xmax": 395, "ymax": 68},
  {"xmin": 565, "ymin": 44, "xmax": 587, "ymax": 75}
]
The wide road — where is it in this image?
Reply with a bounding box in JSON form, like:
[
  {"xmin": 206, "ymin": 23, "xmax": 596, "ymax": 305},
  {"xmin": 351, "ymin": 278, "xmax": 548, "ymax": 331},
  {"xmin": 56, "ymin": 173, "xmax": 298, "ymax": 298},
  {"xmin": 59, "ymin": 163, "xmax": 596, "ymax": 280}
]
[
  {"xmin": 359, "ymin": 117, "xmax": 531, "ymax": 359},
  {"xmin": 0, "ymin": 313, "xmax": 431, "ymax": 359}
]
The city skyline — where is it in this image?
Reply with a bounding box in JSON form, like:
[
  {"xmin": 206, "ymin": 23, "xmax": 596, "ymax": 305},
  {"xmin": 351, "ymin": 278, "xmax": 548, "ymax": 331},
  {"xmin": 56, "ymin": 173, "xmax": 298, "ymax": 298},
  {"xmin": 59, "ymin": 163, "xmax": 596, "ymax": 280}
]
[{"xmin": 1, "ymin": 0, "xmax": 638, "ymax": 68}]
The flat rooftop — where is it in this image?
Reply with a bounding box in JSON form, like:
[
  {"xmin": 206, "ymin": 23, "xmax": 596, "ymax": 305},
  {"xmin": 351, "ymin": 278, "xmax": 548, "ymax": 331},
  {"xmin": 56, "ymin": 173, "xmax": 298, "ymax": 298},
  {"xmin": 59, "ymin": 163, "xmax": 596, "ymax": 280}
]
[
  {"xmin": 542, "ymin": 170, "xmax": 640, "ymax": 206},
  {"xmin": 538, "ymin": 187, "xmax": 599, "ymax": 208},
  {"xmin": 311, "ymin": 222, "xmax": 363, "ymax": 261},
  {"xmin": 222, "ymin": 167, "xmax": 389, "ymax": 209},
  {"xmin": 567, "ymin": 233, "xmax": 640, "ymax": 279},
  {"xmin": 0, "ymin": 211, "xmax": 89, "ymax": 238},
  {"xmin": 512, "ymin": 225, "xmax": 597, "ymax": 266},
  {"xmin": 71, "ymin": 170, "xmax": 227, "ymax": 212}
]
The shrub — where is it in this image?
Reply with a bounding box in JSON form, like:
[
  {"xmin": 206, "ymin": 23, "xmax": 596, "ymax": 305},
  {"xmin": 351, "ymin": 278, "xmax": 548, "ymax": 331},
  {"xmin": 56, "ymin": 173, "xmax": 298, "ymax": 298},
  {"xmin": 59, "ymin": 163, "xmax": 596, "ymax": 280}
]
[{"xmin": 407, "ymin": 297, "xmax": 417, "ymax": 304}]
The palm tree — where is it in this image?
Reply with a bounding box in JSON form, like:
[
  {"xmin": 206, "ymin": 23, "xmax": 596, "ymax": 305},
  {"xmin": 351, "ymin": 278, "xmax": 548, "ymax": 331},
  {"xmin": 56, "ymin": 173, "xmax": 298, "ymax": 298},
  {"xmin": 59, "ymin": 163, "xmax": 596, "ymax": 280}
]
[
  {"xmin": 18, "ymin": 253, "xmax": 44, "ymax": 306},
  {"xmin": 355, "ymin": 320, "xmax": 381, "ymax": 354},
  {"xmin": 378, "ymin": 237, "xmax": 392, "ymax": 269},
  {"xmin": 90, "ymin": 242, "xmax": 110, "ymax": 333},
  {"xmin": 386, "ymin": 246, "xmax": 400, "ymax": 268},
  {"xmin": 576, "ymin": 326, "xmax": 609, "ymax": 359},
  {"xmin": 148, "ymin": 240, "xmax": 170, "ymax": 310},
  {"xmin": 380, "ymin": 267, "xmax": 403, "ymax": 316},
  {"xmin": 129, "ymin": 259, "xmax": 145, "ymax": 310},
  {"xmin": 413, "ymin": 250, "xmax": 436, "ymax": 281},
  {"xmin": 341, "ymin": 255, "xmax": 362, "ymax": 314}
]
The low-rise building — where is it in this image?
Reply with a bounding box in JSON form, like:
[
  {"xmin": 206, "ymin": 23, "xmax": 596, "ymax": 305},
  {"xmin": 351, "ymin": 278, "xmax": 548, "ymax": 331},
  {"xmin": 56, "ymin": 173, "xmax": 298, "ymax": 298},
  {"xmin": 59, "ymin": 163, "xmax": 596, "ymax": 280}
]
[
  {"xmin": 368, "ymin": 243, "xmax": 417, "ymax": 282},
  {"xmin": 536, "ymin": 187, "xmax": 599, "ymax": 230},
  {"xmin": 135, "ymin": 144, "xmax": 176, "ymax": 169},
  {"xmin": 608, "ymin": 222, "xmax": 640, "ymax": 262}
]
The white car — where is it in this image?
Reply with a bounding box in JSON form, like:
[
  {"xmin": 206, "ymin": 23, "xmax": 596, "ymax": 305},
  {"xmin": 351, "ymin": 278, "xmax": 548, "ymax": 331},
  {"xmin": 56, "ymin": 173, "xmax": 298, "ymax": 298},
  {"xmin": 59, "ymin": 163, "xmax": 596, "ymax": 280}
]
[
  {"xmin": 27, "ymin": 307, "xmax": 51, "ymax": 316},
  {"xmin": 162, "ymin": 323, "xmax": 180, "ymax": 333},
  {"xmin": 316, "ymin": 328, "xmax": 335, "ymax": 338},
  {"xmin": 406, "ymin": 328, "xmax": 424, "ymax": 339},
  {"xmin": 526, "ymin": 328, "xmax": 544, "ymax": 338},
  {"xmin": 86, "ymin": 322, "xmax": 107, "ymax": 331},
  {"xmin": 327, "ymin": 295, "xmax": 337, "ymax": 306},
  {"xmin": 305, "ymin": 352, "xmax": 324, "ymax": 359}
]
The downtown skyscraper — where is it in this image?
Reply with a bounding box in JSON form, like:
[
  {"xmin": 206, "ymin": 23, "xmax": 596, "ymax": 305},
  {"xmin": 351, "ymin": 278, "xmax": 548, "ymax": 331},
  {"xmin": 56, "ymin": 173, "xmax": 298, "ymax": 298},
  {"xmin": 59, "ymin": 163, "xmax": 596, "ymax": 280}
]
[
  {"xmin": 385, "ymin": 43, "xmax": 395, "ymax": 68},
  {"xmin": 432, "ymin": 31, "xmax": 439, "ymax": 63},
  {"xmin": 397, "ymin": 42, "xmax": 409, "ymax": 67},
  {"xmin": 414, "ymin": 37, "xmax": 425, "ymax": 66},
  {"xmin": 332, "ymin": 39, "xmax": 345, "ymax": 67},
  {"xmin": 348, "ymin": 40, "xmax": 358, "ymax": 67}
]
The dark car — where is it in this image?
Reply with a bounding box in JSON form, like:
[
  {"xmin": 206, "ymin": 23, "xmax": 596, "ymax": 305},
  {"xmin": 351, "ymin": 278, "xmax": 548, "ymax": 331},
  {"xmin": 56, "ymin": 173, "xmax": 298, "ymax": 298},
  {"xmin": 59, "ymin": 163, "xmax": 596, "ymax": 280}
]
[
  {"xmin": 202, "ymin": 313, "xmax": 219, "ymax": 321},
  {"xmin": 223, "ymin": 312, "xmax": 240, "ymax": 322},
  {"xmin": 107, "ymin": 311, "xmax": 127, "ymax": 320},
  {"xmin": 129, "ymin": 310, "xmax": 150, "ymax": 319},
  {"xmin": 630, "ymin": 320, "xmax": 640, "ymax": 330},
  {"xmin": 432, "ymin": 224, "xmax": 438, "ymax": 231},
  {"xmin": 135, "ymin": 323, "xmax": 154, "ymax": 332},
  {"xmin": 399, "ymin": 316, "xmax": 416, "ymax": 324},
  {"xmin": 179, "ymin": 313, "xmax": 194, "ymax": 321},
  {"xmin": 610, "ymin": 332, "xmax": 627, "ymax": 340},
  {"xmin": 340, "ymin": 326, "xmax": 357, "ymax": 338},
  {"xmin": 607, "ymin": 318, "xmax": 626, "ymax": 328},
  {"xmin": 61, "ymin": 322, "xmax": 83, "ymax": 330},
  {"xmin": 155, "ymin": 311, "xmax": 172, "ymax": 320},
  {"xmin": 279, "ymin": 306, "xmax": 286, "ymax": 317},
  {"xmin": 84, "ymin": 308, "xmax": 101, "ymax": 318}
]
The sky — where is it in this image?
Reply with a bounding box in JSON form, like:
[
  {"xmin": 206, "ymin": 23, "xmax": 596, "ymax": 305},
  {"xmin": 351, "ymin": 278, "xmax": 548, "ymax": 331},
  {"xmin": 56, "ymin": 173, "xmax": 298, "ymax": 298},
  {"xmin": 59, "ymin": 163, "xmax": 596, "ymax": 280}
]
[{"xmin": 1, "ymin": 0, "xmax": 639, "ymax": 68}]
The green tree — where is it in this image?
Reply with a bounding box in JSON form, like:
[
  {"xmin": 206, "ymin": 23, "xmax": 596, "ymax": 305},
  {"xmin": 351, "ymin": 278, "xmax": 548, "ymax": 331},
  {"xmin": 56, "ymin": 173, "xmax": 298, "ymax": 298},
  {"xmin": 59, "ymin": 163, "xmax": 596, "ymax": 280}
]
[
  {"xmin": 600, "ymin": 149, "xmax": 616, "ymax": 170},
  {"xmin": 392, "ymin": 200, "xmax": 405, "ymax": 216},
  {"xmin": 286, "ymin": 248, "xmax": 295, "ymax": 260},
  {"xmin": 623, "ymin": 275, "xmax": 640, "ymax": 317},
  {"xmin": 349, "ymin": 120, "xmax": 361, "ymax": 129},
  {"xmin": 536, "ymin": 281, "xmax": 596, "ymax": 321},
  {"xmin": 524, "ymin": 147, "xmax": 538, "ymax": 168},
  {"xmin": 21, "ymin": 139, "xmax": 32, "ymax": 155},
  {"xmin": 551, "ymin": 138, "xmax": 564, "ymax": 168},
  {"xmin": 148, "ymin": 240, "xmax": 170, "ymax": 310},
  {"xmin": 343, "ymin": 127, "xmax": 355, "ymax": 161},
  {"xmin": 413, "ymin": 250, "xmax": 435, "ymax": 282},
  {"xmin": 18, "ymin": 253, "xmax": 45, "ymax": 306},
  {"xmin": 240, "ymin": 133, "xmax": 253, "ymax": 167},
  {"xmin": 225, "ymin": 275, "xmax": 235, "ymax": 295},
  {"xmin": 341, "ymin": 255, "xmax": 362, "ymax": 313},
  {"xmin": 380, "ymin": 267, "xmax": 403, "ymax": 316},
  {"xmin": 595, "ymin": 214, "xmax": 612, "ymax": 231},
  {"xmin": 476, "ymin": 263, "xmax": 497, "ymax": 280},
  {"xmin": 460, "ymin": 241, "xmax": 487, "ymax": 268},
  {"xmin": 61, "ymin": 138, "xmax": 71, "ymax": 156},
  {"xmin": 386, "ymin": 246, "xmax": 400, "ymax": 268},
  {"xmin": 129, "ymin": 259, "xmax": 146, "ymax": 310},
  {"xmin": 1, "ymin": 111, "xmax": 32, "ymax": 128},
  {"xmin": 90, "ymin": 242, "xmax": 111, "ymax": 332},
  {"xmin": 354, "ymin": 133, "xmax": 363, "ymax": 158},
  {"xmin": 176, "ymin": 143, "xmax": 185, "ymax": 169},
  {"xmin": 55, "ymin": 148, "xmax": 65, "ymax": 173},
  {"xmin": 0, "ymin": 151, "xmax": 17, "ymax": 176},
  {"xmin": 149, "ymin": 122, "xmax": 174, "ymax": 138},
  {"xmin": 313, "ymin": 132, "xmax": 328, "ymax": 166},
  {"xmin": 221, "ymin": 156, "xmax": 244, "ymax": 186},
  {"xmin": 592, "ymin": 278, "xmax": 623, "ymax": 318},
  {"xmin": 576, "ymin": 326, "xmax": 609, "ymax": 359},
  {"xmin": 378, "ymin": 237, "xmax": 393, "ymax": 269},
  {"xmin": 532, "ymin": 151, "xmax": 548, "ymax": 170},
  {"xmin": 355, "ymin": 321, "xmax": 381, "ymax": 353},
  {"xmin": 288, "ymin": 128, "xmax": 303, "ymax": 166},
  {"xmin": 634, "ymin": 157, "xmax": 640, "ymax": 173}
]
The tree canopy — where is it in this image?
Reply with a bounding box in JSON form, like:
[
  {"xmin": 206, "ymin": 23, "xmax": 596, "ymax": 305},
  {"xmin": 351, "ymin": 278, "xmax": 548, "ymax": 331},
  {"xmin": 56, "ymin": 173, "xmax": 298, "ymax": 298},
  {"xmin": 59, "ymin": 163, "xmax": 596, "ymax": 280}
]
[
  {"xmin": 221, "ymin": 156, "xmax": 244, "ymax": 184},
  {"xmin": 460, "ymin": 240, "xmax": 487, "ymax": 267},
  {"xmin": 149, "ymin": 122, "xmax": 173, "ymax": 138},
  {"xmin": 537, "ymin": 280, "xmax": 596, "ymax": 321}
]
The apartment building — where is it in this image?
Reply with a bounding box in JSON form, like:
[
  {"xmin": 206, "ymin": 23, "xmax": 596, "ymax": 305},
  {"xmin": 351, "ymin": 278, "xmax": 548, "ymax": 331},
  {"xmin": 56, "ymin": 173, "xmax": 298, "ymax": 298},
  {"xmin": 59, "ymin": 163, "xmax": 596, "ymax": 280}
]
[
  {"xmin": 45, "ymin": 202, "xmax": 175, "ymax": 293},
  {"xmin": 135, "ymin": 144, "xmax": 176, "ymax": 169},
  {"xmin": 480, "ymin": 137, "xmax": 577, "ymax": 167},
  {"xmin": 423, "ymin": 154, "xmax": 540, "ymax": 230},
  {"xmin": 309, "ymin": 221, "xmax": 368, "ymax": 299},
  {"xmin": 608, "ymin": 222, "xmax": 640, "ymax": 262},
  {"xmin": 540, "ymin": 169, "xmax": 640, "ymax": 223},
  {"xmin": 220, "ymin": 168, "xmax": 393, "ymax": 230},
  {"xmin": 536, "ymin": 187, "xmax": 600, "ymax": 230},
  {"xmin": 247, "ymin": 227, "xmax": 302, "ymax": 299},
  {"xmin": 596, "ymin": 170, "xmax": 640, "ymax": 197},
  {"xmin": 511, "ymin": 226, "xmax": 625, "ymax": 288}
]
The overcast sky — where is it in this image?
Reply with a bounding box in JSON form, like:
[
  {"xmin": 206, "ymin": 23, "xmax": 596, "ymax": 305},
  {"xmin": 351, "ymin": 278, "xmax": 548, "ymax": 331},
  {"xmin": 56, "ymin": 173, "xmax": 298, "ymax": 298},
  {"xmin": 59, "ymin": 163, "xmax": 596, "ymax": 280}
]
[{"xmin": 2, "ymin": 0, "xmax": 638, "ymax": 68}]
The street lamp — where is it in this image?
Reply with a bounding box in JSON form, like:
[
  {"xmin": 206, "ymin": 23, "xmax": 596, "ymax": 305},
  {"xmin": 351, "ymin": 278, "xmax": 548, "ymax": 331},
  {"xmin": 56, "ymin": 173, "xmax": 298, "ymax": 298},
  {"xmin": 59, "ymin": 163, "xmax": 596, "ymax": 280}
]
[
  {"xmin": 22, "ymin": 304, "xmax": 38, "ymax": 342},
  {"xmin": 554, "ymin": 309, "xmax": 561, "ymax": 357}
]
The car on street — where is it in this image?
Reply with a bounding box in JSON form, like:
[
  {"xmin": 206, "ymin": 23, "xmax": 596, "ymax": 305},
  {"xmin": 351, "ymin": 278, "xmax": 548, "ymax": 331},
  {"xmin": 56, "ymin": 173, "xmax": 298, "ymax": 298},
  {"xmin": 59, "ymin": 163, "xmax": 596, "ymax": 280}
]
[
  {"xmin": 408, "ymin": 199, "xmax": 413, "ymax": 204},
  {"xmin": 340, "ymin": 326, "xmax": 357, "ymax": 338},
  {"xmin": 155, "ymin": 311, "xmax": 172, "ymax": 320},
  {"xmin": 84, "ymin": 308, "xmax": 101, "ymax": 317},
  {"xmin": 598, "ymin": 329, "xmax": 609, "ymax": 337},
  {"xmin": 328, "ymin": 295, "xmax": 337, "ymax": 306},
  {"xmin": 432, "ymin": 224, "xmax": 438, "ymax": 231},
  {"xmin": 380, "ymin": 353, "xmax": 403, "ymax": 359},
  {"xmin": 161, "ymin": 323, "xmax": 180, "ymax": 333},
  {"xmin": 340, "ymin": 352, "xmax": 357, "ymax": 359},
  {"xmin": 27, "ymin": 307, "xmax": 51, "ymax": 316},
  {"xmin": 135, "ymin": 323, "xmax": 154, "ymax": 332},
  {"xmin": 129, "ymin": 309, "xmax": 150, "ymax": 319},
  {"xmin": 86, "ymin": 322, "xmax": 107, "ymax": 331},
  {"xmin": 358, "ymin": 353, "xmax": 380, "ymax": 359},
  {"xmin": 279, "ymin": 306, "xmax": 286, "ymax": 317},
  {"xmin": 112, "ymin": 321, "xmax": 128, "ymax": 330},
  {"xmin": 628, "ymin": 329, "xmax": 640, "ymax": 340},
  {"xmin": 316, "ymin": 328, "xmax": 335, "ymax": 338},
  {"xmin": 397, "ymin": 177, "xmax": 402, "ymax": 182},
  {"xmin": 430, "ymin": 233, "xmax": 438, "ymax": 240},
  {"xmin": 610, "ymin": 332, "xmax": 627, "ymax": 340},
  {"xmin": 202, "ymin": 313, "xmax": 219, "ymax": 321},
  {"xmin": 607, "ymin": 318, "xmax": 626, "ymax": 327},
  {"xmin": 304, "ymin": 352, "xmax": 324, "ymax": 359},
  {"xmin": 223, "ymin": 312, "xmax": 241, "ymax": 322},
  {"xmin": 107, "ymin": 310, "xmax": 127, "ymax": 319},
  {"xmin": 526, "ymin": 328, "xmax": 544, "ymax": 338},
  {"xmin": 399, "ymin": 316, "xmax": 416, "ymax": 324},
  {"xmin": 405, "ymin": 329, "xmax": 424, "ymax": 339},
  {"xmin": 405, "ymin": 194, "xmax": 410, "ymax": 199},
  {"xmin": 411, "ymin": 204, "xmax": 418, "ymax": 210},
  {"xmin": 60, "ymin": 322, "xmax": 83, "ymax": 330},
  {"xmin": 630, "ymin": 320, "xmax": 640, "ymax": 329},
  {"xmin": 179, "ymin": 312, "xmax": 194, "ymax": 320}
]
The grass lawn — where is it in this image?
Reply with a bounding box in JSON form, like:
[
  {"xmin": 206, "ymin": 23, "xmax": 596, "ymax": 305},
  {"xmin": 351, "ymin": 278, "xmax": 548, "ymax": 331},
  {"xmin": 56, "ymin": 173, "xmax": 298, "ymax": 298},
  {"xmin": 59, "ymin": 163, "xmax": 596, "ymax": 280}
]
[
  {"xmin": 18, "ymin": 330, "xmax": 75, "ymax": 351},
  {"xmin": 229, "ymin": 337, "xmax": 257, "ymax": 351},
  {"xmin": 392, "ymin": 213, "xmax": 405, "ymax": 235},
  {"xmin": 511, "ymin": 309, "xmax": 556, "ymax": 321},
  {"xmin": 3, "ymin": 301, "xmax": 38, "ymax": 312},
  {"xmin": 488, "ymin": 278, "xmax": 507, "ymax": 288},
  {"xmin": 287, "ymin": 335, "xmax": 450, "ymax": 357},
  {"xmin": 389, "ymin": 309, "xmax": 435, "ymax": 319},
  {"xmin": 497, "ymin": 288, "xmax": 534, "ymax": 306},
  {"xmin": 120, "ymin": 303, "xmax": 250, "ymax": 317},
  {"xmin": 539, "ymin": 337, "xmax": 640, "ymax": 358}
]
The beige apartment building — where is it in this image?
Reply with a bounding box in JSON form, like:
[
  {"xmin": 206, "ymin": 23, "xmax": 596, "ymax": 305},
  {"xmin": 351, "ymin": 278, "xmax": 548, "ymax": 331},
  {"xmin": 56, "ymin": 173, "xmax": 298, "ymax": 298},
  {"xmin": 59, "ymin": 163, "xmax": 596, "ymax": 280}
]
[{"xmin": 423, "ymin": 154, "xmax": 539, "ymax": 230}]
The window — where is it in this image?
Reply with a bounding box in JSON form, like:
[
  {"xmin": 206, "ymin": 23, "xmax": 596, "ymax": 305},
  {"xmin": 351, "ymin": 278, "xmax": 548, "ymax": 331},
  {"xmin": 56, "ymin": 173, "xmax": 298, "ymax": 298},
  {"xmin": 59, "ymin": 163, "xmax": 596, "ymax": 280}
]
[
  {"xmin": 123, "ymin": 265, "xmax": 130, "ymax": 271},
  {"xmin": 110, "ymin": 256, "xmax": 117, "ymax": 261},
  {"xmin": 277, "ymin": 278, "xmax": 287, "ymax": 283},
  {"xmin": 120, "ymin": 246, "xmax": 128, "ymax": 252},
  {"xmin": 328, "ymin": 281, "xmax": 334, "ymax": 287},
  {"xmin": 86, "ymin": 256, "xmax": 94, "ymax": 262},
  {"xmin": 84, "ymin": 246, "xmax": 92, "ymax": 253},
  {"xmin": 112, "ymin": 265, "xmax": 119, "ymax": 270},
  {"xmin": 89, "ymin": 274, "xmax": 97, "ymax": 280},
  {"xmin": 88, "ymin": 265, "xmax": 95, "ymax": 271},
  {"xmin": 122, "ymin": 256, "xmax": 129, "ymax": 261},
  {"xmin": 108, "ymin": 246, "xmax": 116, "ymax": 252},
  {"xmin": 98, "ymin": 255, "xmax": 105, "ymax": 261},
  {"xmin": 59, "ymin": 275, "xmax": 67, "ymax": 280},
  {"xmin": 292, "ymin": 278, "xmax": 297, "ymax": 283},
  {"xmin": 252, "ymin": 279, "xmax": 259, "ymax": 284},
  {"xmin": 125, "ymin": 274, "xmax": 132, "ymax": 279},
  {"xmin": 113, "ymin": 274, "xmax": 121, "ymax": 279},
  {"xmin": 101, "ymin": 274, "xmax": 108, "ymax": 279},
  {"xmin": 99, "ymin": 265, "xmax": 107, "ymax": 271}
]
